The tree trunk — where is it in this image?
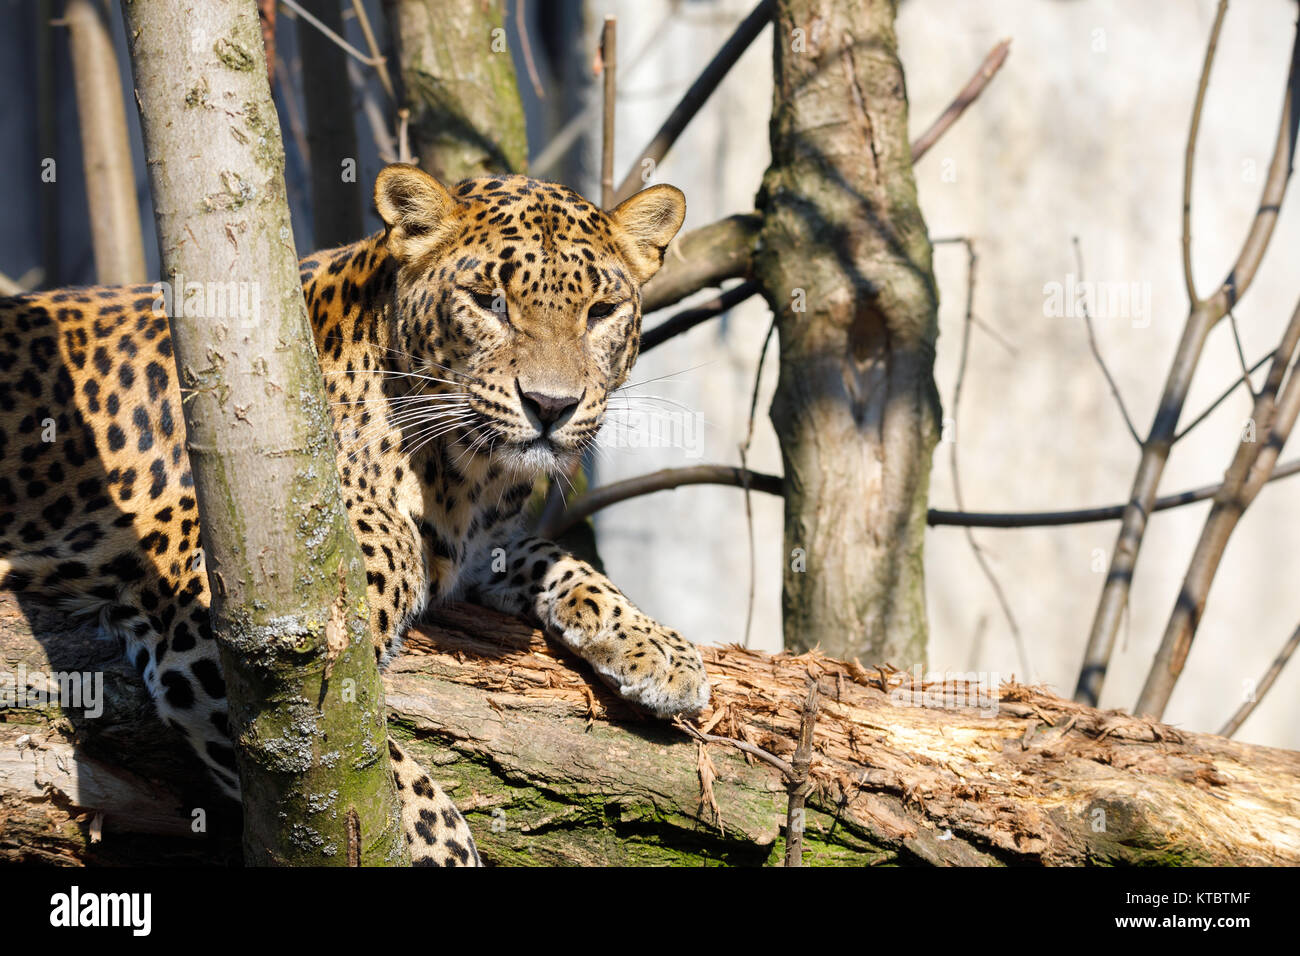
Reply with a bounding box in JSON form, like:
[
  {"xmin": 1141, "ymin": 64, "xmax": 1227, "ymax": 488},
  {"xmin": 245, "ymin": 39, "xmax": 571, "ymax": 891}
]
[
  {"xmin": 755, "ymin": 0, "xmax": 940, "ymax": 663},
  {"xmin": 385, "ymin": 0, "xmax": 528, "ymax": 182},
  {"xmin": 118, "ymin": 0, "xmax": 406, "ymax": 865},
  {"xmin": 296, "ymin": 0, "xmax": 364, "ymax": 248},
  {"xmin": 66, "ymin": 0, "xmax": 146, "ymax": 285},
  {"xmin": 4, "ymin": 591, "xmax": 1296, "ymax": 867}
]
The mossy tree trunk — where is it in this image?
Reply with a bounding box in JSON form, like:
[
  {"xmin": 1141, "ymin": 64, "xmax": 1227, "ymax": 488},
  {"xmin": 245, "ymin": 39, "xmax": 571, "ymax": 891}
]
[
  {"xmin": 755, "ymin": 0, "xmax": 941, "ymax": 664},
  {"xmin": 119, "ymin": 0, "xmax": 407, "ymax": 865},
  {"xmin": 386, "ymin": 0, "xmax": 528, "ymax": 182}
]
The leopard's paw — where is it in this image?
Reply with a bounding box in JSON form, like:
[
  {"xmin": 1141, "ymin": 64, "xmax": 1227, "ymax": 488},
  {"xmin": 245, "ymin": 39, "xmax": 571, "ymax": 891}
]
[{"xmin": 582, "ymin": 616, "xmax": 711, "ymax": 718}]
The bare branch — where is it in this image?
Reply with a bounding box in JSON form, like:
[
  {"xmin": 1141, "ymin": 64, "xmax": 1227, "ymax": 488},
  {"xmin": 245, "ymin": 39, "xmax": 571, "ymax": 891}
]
[
  {"xmin": 641, "ymin": 214, "xmax": 761, "ymax": 315},
  {"xmin": 539, "ymin": 465, "xmax": 781, "ymax": 540},
  {"xmin": 349, "ymin": 0, "xmax": 395, "ymax": 101},
  {"xmin": 945, "ymin": 238, "xmax": 1030, "ymax": 676},
  {"xmin": 1219, "ymin": 620, "xmax": 1300, "ymax": 738},
  {"xmin": 1076, "ymin": 13, "xmax": 1299, "ymax": 707},
  {"xmin": 1136, "ymin": 297, "xmax": 1300, "ymax": 718},
  {"xmin": 911, "ymin": 39, "xmax": 1012, "ymax": 163},
  {"xmin": 516, "ymin": 0, "xmax": 546, "ymax": 101},
  {"xmin": 614, "ymin": 0, "xmax": 773, "ymax": 204},
  {"xmin": 66, "ymin": 0, "xmax": 146, "ymax": 284},
  {"xmin": 280, "ymin": 0, "xmax": 385, "ymax": 69},
  {"xmin": 1227, "ymin": 310, "xmax": 1257, "ymax": 400},
  {"xmin": 529, "ymin": 6, "xmax": 677, "ymax": 177},
  {"xmin": 1174, "ymin": 351, "xmax": 1271, "ymax": 442},
  {"xmin": 739, "ymin": 314, "xmax": 777, "ymax": 647},
  {"xmin": 537, "ymin": 457, "xmax": 1300, "ymax": 540},
  {"xmin": 1182, "ymin": 0, "xmax": 1229, "ymax": 304},
  {"xmin": 1204, "ymin": 12, "xmax": 1300, "ymax": 315},
  {"xmin": 641, "ymin": 280, "xmax": 760, "ymax": 352},
  {"xmin": 673, "ymin": 717, "xmax": 795, "ymax": 780},
  {"xmin": 351, "ymin": 58, "xmax": 398, "ymax": 163},
  {"xmin": 1073, "ymin": 237, "xmax": 1142, "ymax": 446},
  {"xmin": 0, "ymin": 271, "xmax": 27, "ymax": 297}
]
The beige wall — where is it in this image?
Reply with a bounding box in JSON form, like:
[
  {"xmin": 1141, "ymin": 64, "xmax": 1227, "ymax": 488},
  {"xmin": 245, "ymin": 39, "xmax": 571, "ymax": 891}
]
[{"xmin": 587, "ymin": 0, "xmax": 1300, "ymax": 750}]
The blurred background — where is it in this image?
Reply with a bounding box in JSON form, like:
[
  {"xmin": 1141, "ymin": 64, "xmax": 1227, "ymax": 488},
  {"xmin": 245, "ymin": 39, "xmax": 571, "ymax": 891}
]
[{"xmin": 3, "ymin": 0, "xmax": 1297, "ymax": 749}]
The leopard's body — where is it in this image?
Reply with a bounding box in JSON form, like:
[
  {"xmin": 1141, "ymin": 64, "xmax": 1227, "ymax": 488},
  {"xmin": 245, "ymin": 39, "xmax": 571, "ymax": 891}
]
[{"xmin": 0, "ymin": 166, "xmax": 707, "ymax": 865}]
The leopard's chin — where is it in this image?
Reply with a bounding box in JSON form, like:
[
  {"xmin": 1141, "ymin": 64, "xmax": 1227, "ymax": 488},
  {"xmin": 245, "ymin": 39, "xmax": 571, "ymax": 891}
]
[{"xmin": 496, "ymin": 436, "xmax": 580, "ymax": 477}]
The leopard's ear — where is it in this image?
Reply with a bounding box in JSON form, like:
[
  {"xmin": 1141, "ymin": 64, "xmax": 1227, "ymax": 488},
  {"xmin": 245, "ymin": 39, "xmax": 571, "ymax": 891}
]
[
  {"xmin": 374, "ymin": 163, "xmax": 459, "ymax": 262},
  {"xmin": 608, "ymin": 184, "xmax": 686, "ymax": 285}
]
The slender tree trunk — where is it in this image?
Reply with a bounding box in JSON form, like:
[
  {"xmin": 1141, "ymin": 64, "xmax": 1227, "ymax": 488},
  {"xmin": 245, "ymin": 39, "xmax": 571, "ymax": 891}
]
[
  {"xmin": 297, "ymin": 0, "xmax": 364, "ymax": 248},
  {"xmin": 385, "ymin": 0, "xmax": 528, "ymax": 182},
  {"xmin": 37, "ymin": 0, "xmax": 61, "ymax": 286},
  {"xmin": 66, "ymin": 0, "xmax": 146, "ymax": 285},
  {"xmin": 755, "ymin": 0, "xmax": 940, "ymax": 664},
  {"xmin": 119, "ymin": 0, "xmax": 407, "ymax": 865}
]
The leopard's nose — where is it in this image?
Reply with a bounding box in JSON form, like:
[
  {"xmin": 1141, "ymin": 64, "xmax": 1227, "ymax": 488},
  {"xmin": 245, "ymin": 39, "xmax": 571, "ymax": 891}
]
[{"xmin": 517, "ymin": 381, "xmax": 582, "ymax": 429}]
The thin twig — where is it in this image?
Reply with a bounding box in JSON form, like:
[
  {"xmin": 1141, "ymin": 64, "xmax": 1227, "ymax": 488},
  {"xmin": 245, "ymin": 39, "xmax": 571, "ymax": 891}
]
[
  {"xmin": 600, "ymin": 16, "xmax": 616, "ymax": 209},
  {"xmin": 279, "ymin": 0, "xmax": 385, "ymax": 68},
  {"xmin": 911, "ymin": 39, "xmax": 1012, "ymax": 162},
  {"xmin": 1174, "ymin": 352, "xmax": 1271, "ymax": 442},
  {"xmin": 0, "ymin": 271, "xmax": 25, "ymax": 296},
  {"xmin": 945, "ymin": 238, "xmax": 1030, "ymax": 677},
  {"xmin": 348, "ymin": 0, "xmax": 395, "ymax": 102},
  {"xmin": 351, "ymin": 59, "xmax": 397, "ymax": 163},
  {"xmin": 673, "ymin": 717, "xmax": 795, "ymax": 779},
  {"xmin": 614, "ymin": 0, "xmax": 773, "ymax": 203},
  {"xmin": 784, "ymin": 678, "xmax": 820, "ymax": 867},
  {"xmin": 739, "ymin": 315, "xmax": 777, "ymax": 648},
  {"xmin": 516, "ymin": 0, "xmax": 546, "ymax": 101},
  {"xmin": 641, "ymin": 280, "xmax": 760, "ymax": 351},
  {"xmin": 529, "ymin": 7, "xmax": 676, "ymax": 176},
  {"xmin": 397, "ymin": 108, "xmax": 412, "ymax": 165},
  {"xmin": 1219, "ymin": 620, "xmax": 1300, "ymax": 738},
  {"xmin": 1227, "ymin": 309, "xmax": 1257, "ymax": 400},
  {"xmin": 1072, "ymin": 236, "xmax": 1142, "ymax": 446},
  {"xmin": 1183, "ymin": 0, "xmax": 1229, "ymax": 306},
  {"xmin": 540, "ymin": 458, "xmax": 1300, "ymax": 539}
]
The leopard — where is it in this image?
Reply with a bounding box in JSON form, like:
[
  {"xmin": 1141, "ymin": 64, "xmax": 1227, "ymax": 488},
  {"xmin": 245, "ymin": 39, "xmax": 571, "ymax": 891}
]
[{"xmin": 0, "ymin": 163, "xmax": 709, "ymax": 866}]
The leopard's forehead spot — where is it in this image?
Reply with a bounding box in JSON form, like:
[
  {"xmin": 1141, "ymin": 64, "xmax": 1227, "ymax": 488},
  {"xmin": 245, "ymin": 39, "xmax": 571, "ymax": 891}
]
[
  {"xmin": 436, "ymin": 175, "xmax": 635, "ymax": 308},
  {"xmin": 452, "ymin": 176, "xmax": 614, "ymax": 249}
]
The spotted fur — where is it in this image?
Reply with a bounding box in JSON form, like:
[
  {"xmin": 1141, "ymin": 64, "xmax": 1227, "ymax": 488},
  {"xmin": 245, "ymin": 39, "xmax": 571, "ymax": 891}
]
[{"xmin": 0, "ymin": 165, "xmax": 707, "ymax": 865}]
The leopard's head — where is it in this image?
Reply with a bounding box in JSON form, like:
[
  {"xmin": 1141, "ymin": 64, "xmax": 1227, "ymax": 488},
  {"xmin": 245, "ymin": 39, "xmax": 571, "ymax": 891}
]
[{"xmin": 374, "ymin": 164, "xmax": 685, "ymax": 476}]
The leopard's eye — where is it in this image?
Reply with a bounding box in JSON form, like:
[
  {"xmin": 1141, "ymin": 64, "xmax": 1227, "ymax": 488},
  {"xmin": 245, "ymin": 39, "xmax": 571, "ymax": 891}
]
[
  {"xmin": 470, "ymin": 290, "xmax": 500, "ymax": 313},
  {"xmin": 586, "ymin": 300, "xmax": 619, "ymax": 326}
]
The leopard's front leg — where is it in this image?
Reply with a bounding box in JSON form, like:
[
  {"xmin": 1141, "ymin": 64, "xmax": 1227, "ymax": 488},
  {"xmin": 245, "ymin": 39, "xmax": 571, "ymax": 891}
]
[{"xmin": 473, "ymin": 534, "xmax": 710, "ymax": 717}]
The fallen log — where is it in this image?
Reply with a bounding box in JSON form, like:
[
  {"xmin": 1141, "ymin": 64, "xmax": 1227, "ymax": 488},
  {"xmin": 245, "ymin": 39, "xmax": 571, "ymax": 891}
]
[{"xmin": 1, "ymin": 591, "xmax": 1297, "ymax": 866}]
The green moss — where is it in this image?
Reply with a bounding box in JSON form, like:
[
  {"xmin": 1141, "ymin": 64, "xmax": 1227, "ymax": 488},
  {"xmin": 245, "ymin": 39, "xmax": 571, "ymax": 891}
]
[
  {"xmin": 213, "ymin": 37, "xmax": 256, "ymax": 72},
  {"xmin": 392, "ymin": 726, "xmax": 901, "ymax": 867}
]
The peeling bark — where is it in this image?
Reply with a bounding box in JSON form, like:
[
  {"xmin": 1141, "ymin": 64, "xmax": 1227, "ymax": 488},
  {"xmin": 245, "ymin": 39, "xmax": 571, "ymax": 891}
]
[{"xmin": 5, "ymin": 593, "xmax": 1296, "ymax": 867}]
